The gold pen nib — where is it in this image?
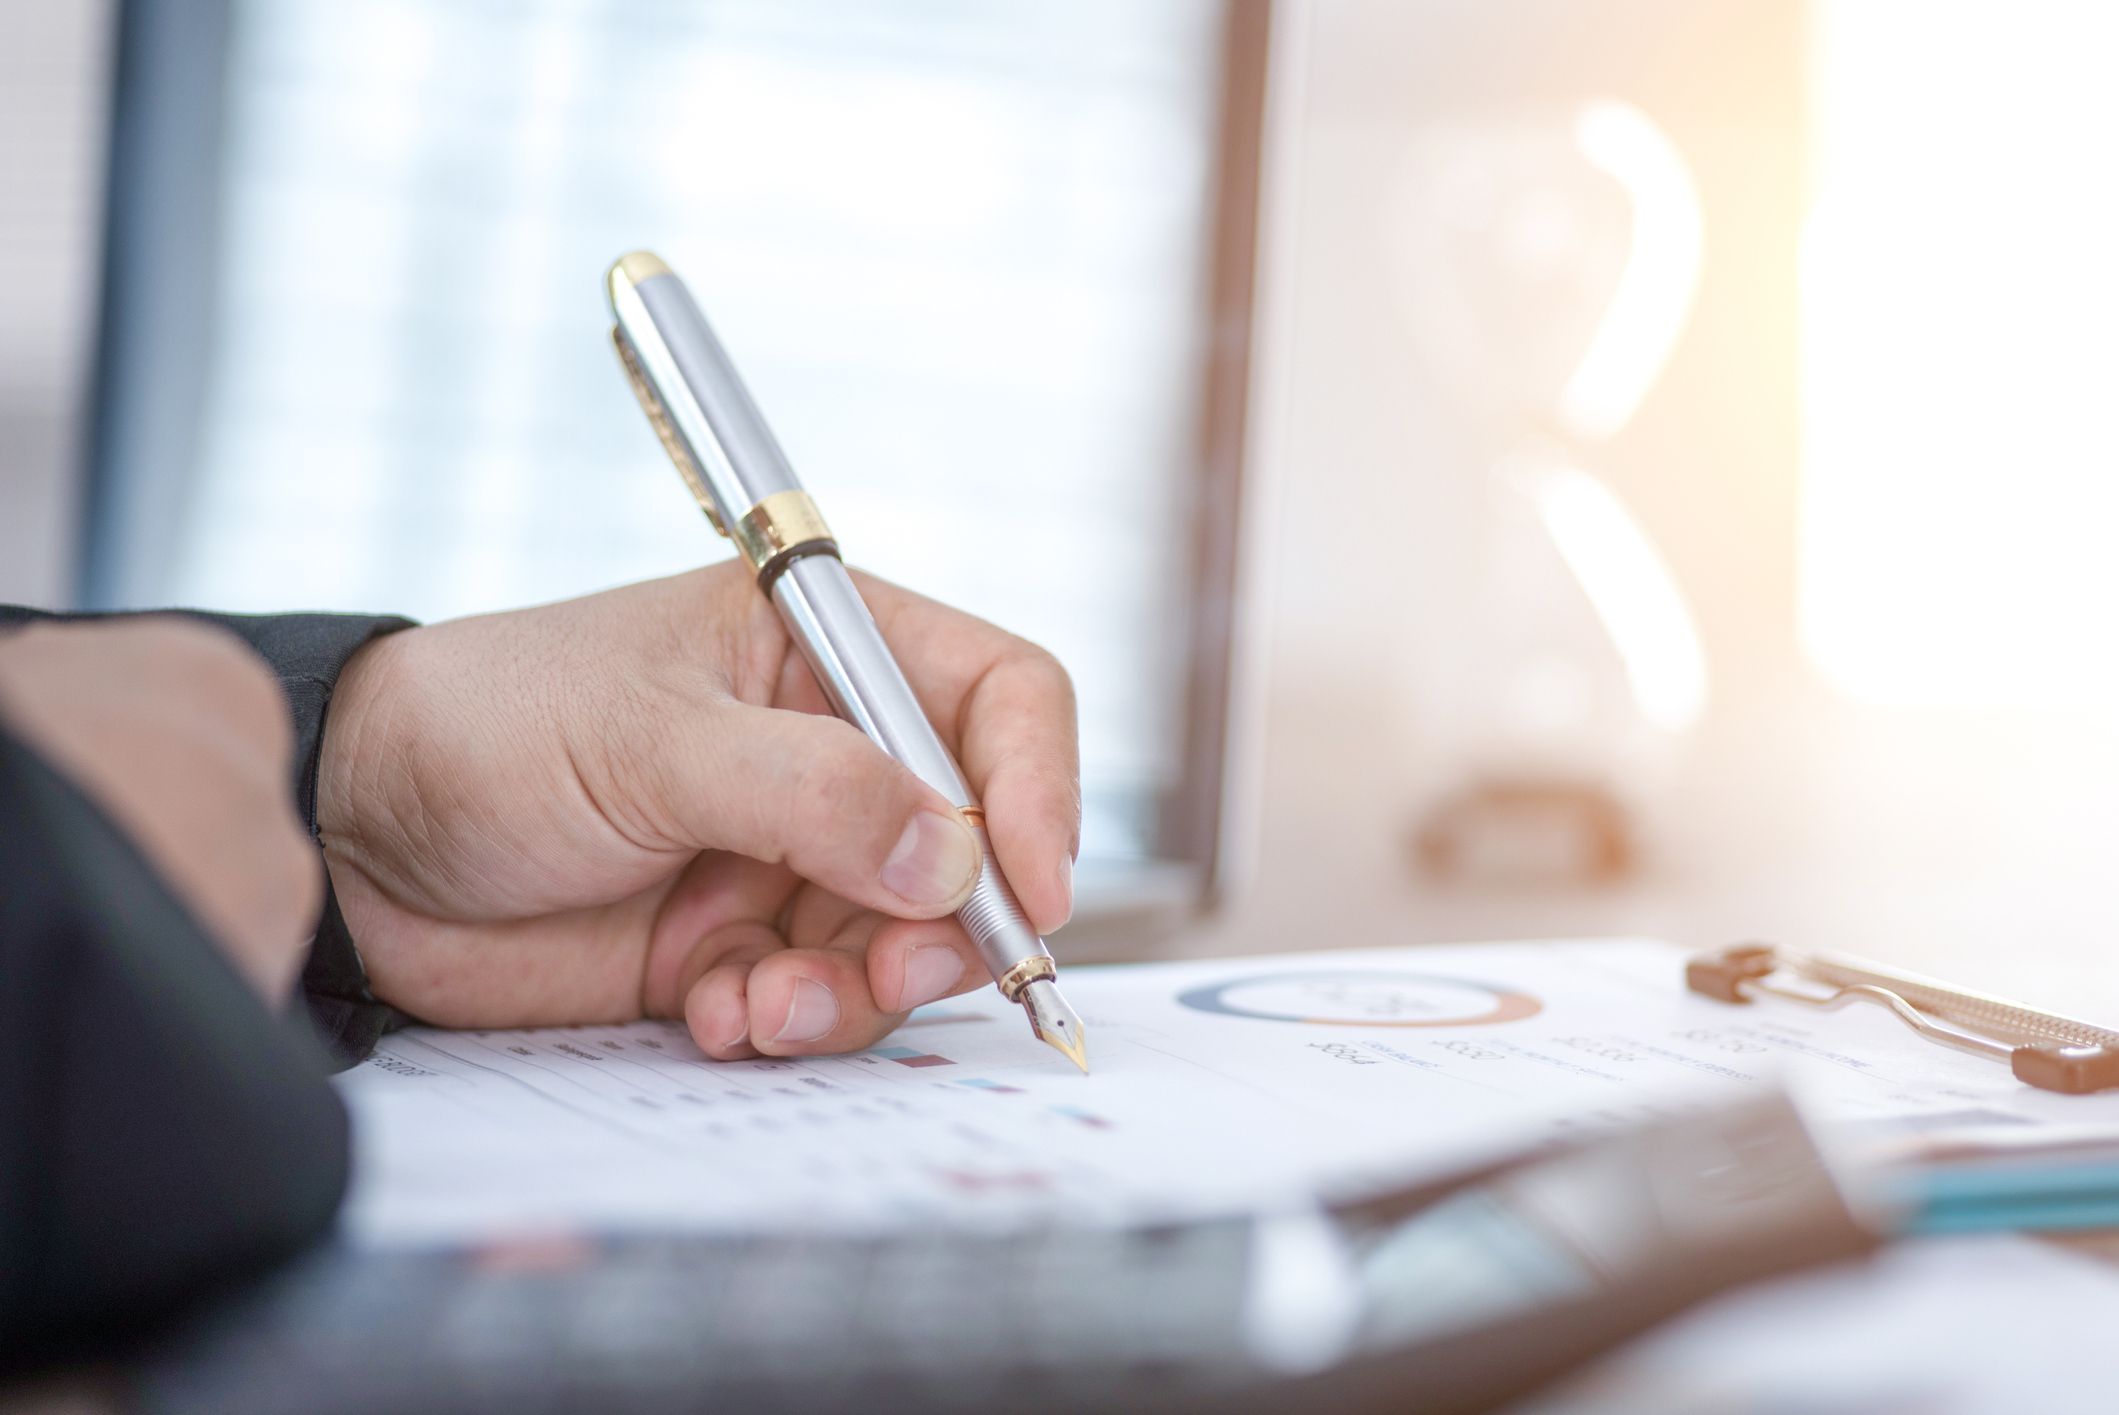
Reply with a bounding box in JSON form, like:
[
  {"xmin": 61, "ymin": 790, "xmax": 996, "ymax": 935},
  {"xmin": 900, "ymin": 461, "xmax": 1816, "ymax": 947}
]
[{"xmin": 1021, "ymin": 977, "xmax": 1089, "ymax": 1073}]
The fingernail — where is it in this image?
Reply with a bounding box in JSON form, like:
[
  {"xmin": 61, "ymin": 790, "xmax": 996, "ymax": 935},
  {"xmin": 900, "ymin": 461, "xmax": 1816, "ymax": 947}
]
[
  {"xmin": 898, "ymin": 944, "xmax": 966, "ymax": 1011},
  {"xmin": 1055, "ymin": 852, "xmax": 1076, "ymax": 925},
  {"xmin": 773, "ymin": 977, "xmax": 840, "ymax": 1044},
  {"xmin": 881, "ymin": 811, "xmax": 980, "ymax": 908}
]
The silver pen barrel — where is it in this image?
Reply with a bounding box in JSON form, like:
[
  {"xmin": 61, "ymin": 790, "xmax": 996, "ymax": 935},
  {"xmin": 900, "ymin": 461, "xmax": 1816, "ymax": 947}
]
[
  {"xmin": 768, "ymin": 554, "xmax": 1054, "ymax": 988},
  {"xmin": 604, "ymin": 251, "xmax": 1086, "ymax": 1071}
]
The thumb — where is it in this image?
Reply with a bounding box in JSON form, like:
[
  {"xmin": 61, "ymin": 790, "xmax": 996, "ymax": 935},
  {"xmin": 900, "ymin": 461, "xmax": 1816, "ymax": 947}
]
[{"xmin": 659, "ymin": 700, "xmax": 982, "ymax": 918}]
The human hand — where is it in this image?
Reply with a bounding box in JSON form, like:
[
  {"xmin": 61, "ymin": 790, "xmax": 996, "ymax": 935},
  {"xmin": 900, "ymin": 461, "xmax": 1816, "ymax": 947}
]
[
  {"xmin": 316, "ymin": 562, "xmax": 1078, "ymax": 1058},
  {"xmin": 0, "ymin": 619, "xmax": 323, "ymax": 1000}
]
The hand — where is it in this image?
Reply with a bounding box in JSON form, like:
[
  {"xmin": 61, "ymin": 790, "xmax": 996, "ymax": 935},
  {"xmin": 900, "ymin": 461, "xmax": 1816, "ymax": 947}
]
[
  {"xmin": 317, "ymin": 561, "xmax": 1078, "ymax": 1058},
  {"xmin": 0, "ymin": 619, "xmax": 322, "ymax": 999}
]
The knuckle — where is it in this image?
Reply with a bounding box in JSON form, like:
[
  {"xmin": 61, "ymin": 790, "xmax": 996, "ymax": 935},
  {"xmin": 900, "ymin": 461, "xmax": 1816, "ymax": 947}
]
[
  {"xmin": 1038, "ymin": 758, "xmax": 1086, "ymax": 811},
  {"xmin": 792, "ymin": 728, "xmax": 903, "ymax": 823},
  {"xmin": 1011, "ymin": 639, "xmax": 1077, "ymax": 709},
  {"xmin": 1013, "ymin": 762, "xmax": 1084, "ymax": 833},
  {"xmin": 785, "ymin": 726, "xmax": 915, "ymax": 859}
]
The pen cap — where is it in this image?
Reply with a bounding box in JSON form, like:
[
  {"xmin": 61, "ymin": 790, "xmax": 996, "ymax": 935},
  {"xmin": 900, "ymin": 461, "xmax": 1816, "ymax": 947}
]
[{"xmin": 606, "ymin": 251, "xmax": 806, "ymax": 533}]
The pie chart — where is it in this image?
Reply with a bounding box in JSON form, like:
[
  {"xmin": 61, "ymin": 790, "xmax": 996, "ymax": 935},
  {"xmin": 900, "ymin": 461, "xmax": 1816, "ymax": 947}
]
[{"xmin": 1176, "ymin": 971, "xmax": 1543, "ymax": 1027}]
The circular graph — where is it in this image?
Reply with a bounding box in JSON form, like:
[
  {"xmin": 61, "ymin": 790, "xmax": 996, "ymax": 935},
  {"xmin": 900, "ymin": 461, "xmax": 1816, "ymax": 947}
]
[{"xmin": 1176, "ymin": 971, "xmax": 1543, "ymax": 1027}]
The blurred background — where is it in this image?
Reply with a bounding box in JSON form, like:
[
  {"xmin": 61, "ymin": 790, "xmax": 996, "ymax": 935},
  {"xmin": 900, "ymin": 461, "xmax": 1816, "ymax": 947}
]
[{"xmin": 4, "ymin": 0, "xmax": 2115, "ymax": 1012}]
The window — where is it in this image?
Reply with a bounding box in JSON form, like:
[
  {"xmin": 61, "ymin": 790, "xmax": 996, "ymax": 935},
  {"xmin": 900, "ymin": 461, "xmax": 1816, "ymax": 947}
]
[{"xmin": 160, "ymin": 0, "xmax": 1232, "ymax": 861}]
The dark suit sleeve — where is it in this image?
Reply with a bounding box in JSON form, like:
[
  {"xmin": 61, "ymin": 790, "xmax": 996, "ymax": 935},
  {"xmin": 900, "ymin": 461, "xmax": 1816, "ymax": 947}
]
[
  {"xmin": 0, "ymin": 607, "xmax": 416, "ymax": 1065},
  {"xmin": 0, "ymin": 724, "xmax": 351, "ymax": 1373},
  {"xmin": 0, "ymin": 606, "xmax": 421, "ymax": 1372}
]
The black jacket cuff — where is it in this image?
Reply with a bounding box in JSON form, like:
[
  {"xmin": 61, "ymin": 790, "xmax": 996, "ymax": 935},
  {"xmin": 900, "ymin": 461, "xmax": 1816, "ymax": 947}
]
[{"xmin": 178, "ymin": 612, "xmax": 418, "ymax": 1067}]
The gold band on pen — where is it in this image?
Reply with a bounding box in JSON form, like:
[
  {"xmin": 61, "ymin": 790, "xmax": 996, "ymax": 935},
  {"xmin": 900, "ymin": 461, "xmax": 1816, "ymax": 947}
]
[
  {"xmin": 733, "ymin": 490, "xmax": 838, "ymax": 585},
  {"xmin": 995, "ymin": 956, "xmax": 1055, "ymax": 1002},
  {"xmin": 610, "ymin": 331, "xmax": 840, "ymax": 581}
]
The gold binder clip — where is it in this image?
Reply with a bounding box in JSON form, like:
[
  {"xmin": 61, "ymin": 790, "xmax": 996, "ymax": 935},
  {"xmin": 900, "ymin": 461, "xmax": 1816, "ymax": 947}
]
[{"xmin": 1686, "ymin": 942, "xmax": 2119, "ymax": 1095}]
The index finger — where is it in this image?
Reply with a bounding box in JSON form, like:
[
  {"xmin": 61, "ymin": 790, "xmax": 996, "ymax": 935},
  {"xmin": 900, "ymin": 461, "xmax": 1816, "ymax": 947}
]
[{"xmin": 848, "ymin": 570, "xmax": 1081, "ymax": 935}]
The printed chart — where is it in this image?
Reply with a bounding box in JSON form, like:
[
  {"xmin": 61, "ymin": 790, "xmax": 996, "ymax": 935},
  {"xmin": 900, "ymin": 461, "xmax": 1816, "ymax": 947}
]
[
  {"xmin": 1178, "ymin": 971, "xmax": 1543, "ymax": 1026},
  {"xmin": 338, "ymin": 939, "xmax": 2119, "ymax": 1246}
]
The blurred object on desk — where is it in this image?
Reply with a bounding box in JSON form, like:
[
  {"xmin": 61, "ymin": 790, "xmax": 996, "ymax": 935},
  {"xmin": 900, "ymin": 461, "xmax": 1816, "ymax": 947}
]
[
  {"xmin": 1184, "ymin": 0, "xmax": 2118, "ymax": 1025},
  {"xmin": 1393, "ymin": 96, "xmax": 1705, "ymax": 888}
]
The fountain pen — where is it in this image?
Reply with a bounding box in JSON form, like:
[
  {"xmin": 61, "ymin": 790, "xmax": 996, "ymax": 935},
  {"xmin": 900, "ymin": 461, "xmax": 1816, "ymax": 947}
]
[{"xmin": 604, "ymin": 251, "xmax": 1087, "ymax": 1072}]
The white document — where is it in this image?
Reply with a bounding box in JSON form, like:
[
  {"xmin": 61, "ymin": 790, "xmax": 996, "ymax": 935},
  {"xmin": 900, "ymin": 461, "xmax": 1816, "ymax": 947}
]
[{"xmin": 336, "ymin": 939, "xmax": 2119, "ymax": 1246}]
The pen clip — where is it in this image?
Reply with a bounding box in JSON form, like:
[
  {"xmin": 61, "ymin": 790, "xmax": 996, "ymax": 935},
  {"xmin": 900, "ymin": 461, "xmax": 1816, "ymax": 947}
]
[{"xmin": 610, "ymin": 325, "xmax": 728, "ymax": 539}]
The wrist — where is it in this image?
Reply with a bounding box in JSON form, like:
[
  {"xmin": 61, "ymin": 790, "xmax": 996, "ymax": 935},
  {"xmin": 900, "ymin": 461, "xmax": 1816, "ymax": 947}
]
[{"xmin": 316, "ymin": 625, "xmax": 407, "ymax": 852}]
